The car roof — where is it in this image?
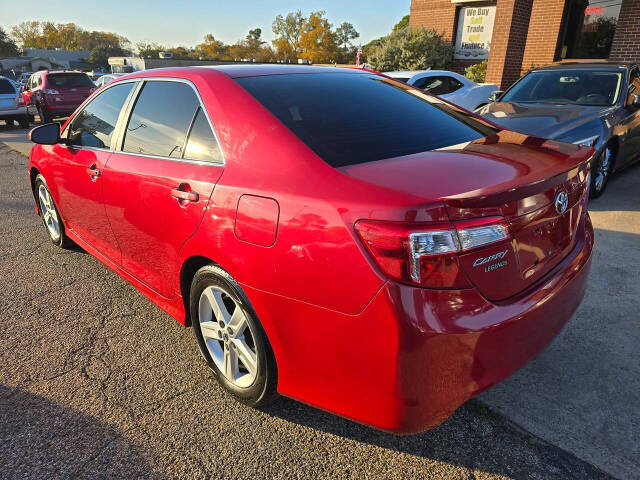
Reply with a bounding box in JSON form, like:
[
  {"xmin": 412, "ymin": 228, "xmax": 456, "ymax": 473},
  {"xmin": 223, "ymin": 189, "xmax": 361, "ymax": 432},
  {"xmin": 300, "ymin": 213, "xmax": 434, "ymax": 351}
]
[
  {"xmin": 191, "ymin": 64, "xmax": 367, "ymax": 78},
  {"xmin": 385, "ymin": 70, "xmax": 430, "ymax": 78},
  {"xmin": 533, "ymin": 62, "xmax": 634, "ymax": 72}
]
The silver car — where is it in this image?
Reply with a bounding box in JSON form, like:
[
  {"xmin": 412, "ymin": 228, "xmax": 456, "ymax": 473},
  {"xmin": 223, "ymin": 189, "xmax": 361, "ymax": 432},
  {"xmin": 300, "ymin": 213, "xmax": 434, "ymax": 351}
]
[{"xmin": 0, "ymin": 76, "xmax": 29, "ymax": 128}]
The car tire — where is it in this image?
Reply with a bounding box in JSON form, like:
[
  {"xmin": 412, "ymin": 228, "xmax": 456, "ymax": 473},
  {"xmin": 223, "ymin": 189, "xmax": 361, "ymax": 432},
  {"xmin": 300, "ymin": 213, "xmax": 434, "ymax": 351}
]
[
  {"xmin": 18, "ymin": 116, "xmax": 29, "ymax": 128},
  {"xmin": 590, "ymin": 144, "xmax": 614, "ymax": 198},
  {"xmin": 34, "ymin": 175, "xmax": 73, "ymax": 248},
  {"xmin": 190, "ymin": 264, "xmax": 278, "ymax": 407}
]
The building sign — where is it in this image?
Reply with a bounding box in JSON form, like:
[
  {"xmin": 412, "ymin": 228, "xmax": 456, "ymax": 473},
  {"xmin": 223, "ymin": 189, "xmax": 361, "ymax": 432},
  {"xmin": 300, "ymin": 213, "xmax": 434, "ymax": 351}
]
[{"xmin": 454, "ymin": 5, "xmax": 496, "ymax": 60}]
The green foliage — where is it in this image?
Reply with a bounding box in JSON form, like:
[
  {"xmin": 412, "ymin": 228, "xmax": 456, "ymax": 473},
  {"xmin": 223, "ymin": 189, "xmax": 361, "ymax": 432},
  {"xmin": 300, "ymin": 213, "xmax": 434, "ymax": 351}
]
[
  {"xmin": 393, "ymin": 15, "xmax": 410, "ymax": 31},
  {"xmin": 0, "ymin": 27, "xmax": 19, "ymax": 57},
  {"xmin": 465, "ymin": 60, "xmax": 487, "ymax": 83},
  {"xmin": 367, "ymin": 27, "xmax": 453, "ymax": 72},
  {"xmin": 89, "ymin": 44, "xmax": 124, "ymax": 67},
  {"xmin": 10, "ymin": 21, "xmax": 128, "ymax": 52}
]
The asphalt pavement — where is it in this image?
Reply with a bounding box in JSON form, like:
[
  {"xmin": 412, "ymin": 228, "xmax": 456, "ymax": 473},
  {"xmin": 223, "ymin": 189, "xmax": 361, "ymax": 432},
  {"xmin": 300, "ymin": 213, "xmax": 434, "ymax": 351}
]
[{"xmin": 0, "ymin": 123, "xmax": 634, "ymax": 479}]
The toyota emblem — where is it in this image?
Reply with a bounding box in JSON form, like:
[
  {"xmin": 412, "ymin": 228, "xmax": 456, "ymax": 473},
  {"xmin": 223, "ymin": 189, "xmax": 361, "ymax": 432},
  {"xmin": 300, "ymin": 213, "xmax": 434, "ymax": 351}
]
[{"xmin": 554, "ymin": 191, "xmax": 568, "ymax": 215}]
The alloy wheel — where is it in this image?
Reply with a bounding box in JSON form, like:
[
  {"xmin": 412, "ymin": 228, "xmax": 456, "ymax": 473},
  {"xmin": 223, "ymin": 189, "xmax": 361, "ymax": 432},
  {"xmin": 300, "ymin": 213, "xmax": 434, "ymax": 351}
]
[
  {"xmin": 38, "ymin": 184, "xmax": 60, "ymax": 241},
  {"xmin": 198, "ymin": 285, "xmax": 258, "ymax": 388},
  {"xmin": 593, "ymin": 147, "xmax": 612, "ymax": 194}
]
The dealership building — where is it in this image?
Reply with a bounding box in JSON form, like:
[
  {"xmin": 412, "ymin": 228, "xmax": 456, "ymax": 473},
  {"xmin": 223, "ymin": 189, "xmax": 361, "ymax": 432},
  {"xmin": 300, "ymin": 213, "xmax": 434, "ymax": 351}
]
[{"xmin": 410, "ymin": 0, "xmax": 640, "ymax": 88}]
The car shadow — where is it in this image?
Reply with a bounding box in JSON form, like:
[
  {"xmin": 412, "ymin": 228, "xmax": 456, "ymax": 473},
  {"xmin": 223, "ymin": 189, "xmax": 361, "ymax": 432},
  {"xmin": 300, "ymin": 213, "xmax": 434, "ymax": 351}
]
[
  {"xmin": 0, "ymin": 384, "xmax": 152, "ymax": 479},
  {"xmin": 588, "ymin": 160, "xmax": 640, "ymax": 212},
  {"xmin": 261, "ymin": 396, "xmax": 609, "ymax": 479}
]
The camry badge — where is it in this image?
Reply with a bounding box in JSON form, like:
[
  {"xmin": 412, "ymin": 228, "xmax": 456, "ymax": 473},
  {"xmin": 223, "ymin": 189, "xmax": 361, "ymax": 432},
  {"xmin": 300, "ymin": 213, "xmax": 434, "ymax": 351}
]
[{"xmin": 555, "ymin": 191, "xmax": 568, "ymax": 215}]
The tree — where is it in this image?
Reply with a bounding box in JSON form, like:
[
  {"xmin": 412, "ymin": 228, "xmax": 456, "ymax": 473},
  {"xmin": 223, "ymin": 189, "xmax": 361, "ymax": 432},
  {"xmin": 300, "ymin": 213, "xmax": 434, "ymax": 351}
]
[
  {"xmin": 194, "ymin": 34, "xmax": 229, "ymax": 60},
  {"xmin": 272, "ymin": 10, "xmax": 305, "ymax": 60},
  {"xmin": 0, "ymin": 27, "xmax": 19, "ymax": 57},
  {"xmin": 367, "ymin": 27, "xmax": 453, "ymax": 72},
  {"xmin": 393, "ymin": 15, "xmax": 410, "ymax": 31},
  {"xmin": 9, "ymin": 21, "xmax": 128, "ymax": 52},
  {"xmin": 299, "ymin": 11, "xmax": 339, "ymax": 63},
  {"xmin": 89, "ymin": 44, "xmax": 124, "ymax": 68},
  {"xmin": 136, "ymin": 42, "xmax": 165, "ymax": 58},
  {"xmin": 335, "ymin": 22, "xmax": 359, "ymax": 50}
]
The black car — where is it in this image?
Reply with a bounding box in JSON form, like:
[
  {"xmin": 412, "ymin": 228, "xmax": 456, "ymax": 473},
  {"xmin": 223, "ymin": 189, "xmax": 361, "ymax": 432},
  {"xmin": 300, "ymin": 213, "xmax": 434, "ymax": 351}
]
[{"xmin": 477, "ymin": 63, "xmax": 640, "ymax": 197}]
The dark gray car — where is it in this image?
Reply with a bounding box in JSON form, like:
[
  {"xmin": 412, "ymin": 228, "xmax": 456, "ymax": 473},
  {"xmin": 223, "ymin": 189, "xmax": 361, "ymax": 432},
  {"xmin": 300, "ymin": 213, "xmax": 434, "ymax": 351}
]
[{"xmin": 476, "ymin": 63, "xmax": 640, "ymax": 197}]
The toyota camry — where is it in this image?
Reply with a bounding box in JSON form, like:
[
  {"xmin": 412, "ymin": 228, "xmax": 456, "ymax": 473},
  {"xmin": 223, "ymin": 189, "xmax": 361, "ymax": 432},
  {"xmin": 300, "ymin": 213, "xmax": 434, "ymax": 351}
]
[{"xmin": 27, "ymin": 65, "xmax": 594, "ymax": 433}]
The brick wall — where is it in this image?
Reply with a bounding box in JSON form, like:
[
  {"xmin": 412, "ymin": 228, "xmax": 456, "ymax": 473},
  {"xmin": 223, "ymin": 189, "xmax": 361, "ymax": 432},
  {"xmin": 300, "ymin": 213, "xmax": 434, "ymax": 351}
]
[
  {"xmin": 609, "ymin": 0, "xmax": 640, "ymax": 63},
  {"xmin": 486, "ymin": 0, "xmax": 533, "ymax": 89},
  {"xmin": 520, "ymin": 0, "xmax": 566, "ymax": 73},
  {"xmin": 409, "ymin": 0, "xmax": 459, "ymax": 42}
]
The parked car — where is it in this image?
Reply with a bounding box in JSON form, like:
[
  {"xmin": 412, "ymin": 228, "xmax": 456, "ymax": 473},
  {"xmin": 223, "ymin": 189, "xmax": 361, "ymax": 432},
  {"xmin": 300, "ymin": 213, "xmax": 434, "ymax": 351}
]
[
  {"xmin": 27, "ymin": 66, "xmax": 594, "ymax": 434},
  {"xmin": 94, "ymin": 73, "xmax": 126, "ymax": 88},
  {"xmin": 0, "ymin": 76, "xmax": 29, "ymax": 127},
  {"xmin": 23, "ymin": 70, "xmax": 96, "ymax": 124},
  {"xmin": 17, "ymin": 71, "xmax": 33, "ymax": 87},
  {"xmin": 476, "ymin": 63, "xmax": 640, "ymax": 197},
  {"xmin": 386, "ymin": 70, "xmax": 498, "ymax": 111}
]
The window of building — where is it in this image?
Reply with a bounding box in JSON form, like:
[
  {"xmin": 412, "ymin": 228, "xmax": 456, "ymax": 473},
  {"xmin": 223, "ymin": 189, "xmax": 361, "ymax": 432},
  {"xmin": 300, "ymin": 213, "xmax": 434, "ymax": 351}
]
[{"xmin": 559, "ymin": 0, "xmax": 621, "ymax": 59}]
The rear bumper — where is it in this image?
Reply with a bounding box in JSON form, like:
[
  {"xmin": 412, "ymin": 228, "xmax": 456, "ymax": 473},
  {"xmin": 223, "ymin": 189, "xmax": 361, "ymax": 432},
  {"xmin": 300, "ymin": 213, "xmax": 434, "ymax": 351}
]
[
  {"xmin": 244, "ymin": 214, "xmax": 594, "ymax": 434},
  {"xmin": 0, "ymin": 106, "xmax": 27, "ymax": 118}
]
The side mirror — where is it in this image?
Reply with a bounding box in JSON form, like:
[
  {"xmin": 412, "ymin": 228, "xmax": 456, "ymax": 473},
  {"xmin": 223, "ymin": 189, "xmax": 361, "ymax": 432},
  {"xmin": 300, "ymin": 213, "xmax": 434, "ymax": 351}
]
[
  {"xmin": 28, "ymin": 123, "xmax": 60, "ymax": 145},
  {"xmin": 489, "ymin": 91, "xmax": 504, "ymax": 102}
]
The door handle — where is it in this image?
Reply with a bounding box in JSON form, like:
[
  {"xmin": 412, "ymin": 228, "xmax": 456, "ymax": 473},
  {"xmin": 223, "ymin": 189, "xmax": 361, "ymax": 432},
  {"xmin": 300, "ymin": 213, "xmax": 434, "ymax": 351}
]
[
  {"xmin": 86, "ymin": 165, "xmax": 101, "ymax": 180},
  {"xmin": 171, "ymin": 186, "xmax": 199, "ymax": 203}
]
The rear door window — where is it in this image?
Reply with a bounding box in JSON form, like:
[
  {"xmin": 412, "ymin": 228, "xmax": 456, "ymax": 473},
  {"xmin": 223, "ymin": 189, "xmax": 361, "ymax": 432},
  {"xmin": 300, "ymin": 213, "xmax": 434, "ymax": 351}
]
[
  {"xmin": 68, "ymin": 82, "xmax": 135, "ymax": 149},
  {"xmin": 184, "ymin": 107, "xmax": 223, "ymax": 163},
  {"xmin": 123, "ymin": 81, "xmax": 199, "ymax": 158},
  {"xmin": 236, "ymin": 72, "xmax": 495, "ymax": 167}
]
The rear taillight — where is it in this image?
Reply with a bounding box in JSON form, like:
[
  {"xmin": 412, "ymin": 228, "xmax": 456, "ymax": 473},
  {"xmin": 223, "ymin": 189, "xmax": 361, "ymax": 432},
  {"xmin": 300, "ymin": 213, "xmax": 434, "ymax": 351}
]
[
  {"xmin": 17, "ymin": 95, "xmax": 25, "ymax": 105},
  {"xmin": 355, "ymin": 217, "xmax": 510, "ymax": 289},
  {"xmin": 43, "ymin": 89, "xmax": 59, "ymax": 95}
]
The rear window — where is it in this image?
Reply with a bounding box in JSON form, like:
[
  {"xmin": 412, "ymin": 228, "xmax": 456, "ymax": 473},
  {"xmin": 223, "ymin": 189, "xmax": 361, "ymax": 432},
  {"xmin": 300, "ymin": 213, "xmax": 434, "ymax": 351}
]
[
  {"xmin": 236, "ymin": 73, "xmax": 496, "ymax": 167},
  {"xmin": 0, "ymin": 79, "xmax": 15, "ymax": 94},
  {"xmin": 47, "ymin": 73, "xmax": 94, "ymax": 89}
]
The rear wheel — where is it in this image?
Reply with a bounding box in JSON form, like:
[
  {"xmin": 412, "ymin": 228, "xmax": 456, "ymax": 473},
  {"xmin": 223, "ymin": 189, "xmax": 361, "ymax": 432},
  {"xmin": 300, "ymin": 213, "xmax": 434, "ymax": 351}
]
[
  {"xmin": 18, "ymin": 115, "xmax": 29, "ymax": 128},
  {"xmin": 34, "ymin": 175, "xmax": 73, "ymax": 248},
  {"xmin": 190, "ymin": 265, "xmax": 278, "ymax": 407},
  {"xmin": 590, "ymin": 144, "xmax": 614, "ymax": 198}
]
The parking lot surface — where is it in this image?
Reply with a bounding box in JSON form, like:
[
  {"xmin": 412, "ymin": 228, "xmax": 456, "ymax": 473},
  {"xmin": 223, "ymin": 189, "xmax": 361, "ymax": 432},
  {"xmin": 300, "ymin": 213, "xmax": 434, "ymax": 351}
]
[{"xmin": 0, "ymin": 124, "xmax": 633, "ymax": 479}]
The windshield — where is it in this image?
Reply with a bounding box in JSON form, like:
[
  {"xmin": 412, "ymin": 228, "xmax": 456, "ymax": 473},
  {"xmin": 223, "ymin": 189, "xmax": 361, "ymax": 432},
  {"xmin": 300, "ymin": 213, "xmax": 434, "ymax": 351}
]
[
  {"xmin": 236, "ymin": 72, "xmax": 497, "ymax": 167},
  {"xmin": 47, "ymin": 73, "xmax": 94, "ymax": 89},
  {"xmin": 501, "ymin": 69, "xmax": 623, "ymax": 106}
]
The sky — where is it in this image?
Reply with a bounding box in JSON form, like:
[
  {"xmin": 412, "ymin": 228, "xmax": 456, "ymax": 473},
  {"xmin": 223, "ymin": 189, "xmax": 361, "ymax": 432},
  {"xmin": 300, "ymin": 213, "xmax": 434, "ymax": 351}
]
[{"xmin": 0, "ymin": 0, "xmax": 410, "ymax": 48}]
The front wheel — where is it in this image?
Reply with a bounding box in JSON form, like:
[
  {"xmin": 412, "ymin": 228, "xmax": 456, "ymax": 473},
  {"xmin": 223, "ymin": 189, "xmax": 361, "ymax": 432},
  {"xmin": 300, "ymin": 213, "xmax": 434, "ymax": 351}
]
[
  {"xmin": 590, "ymin": 145, "xmax": 614, "ymax": 198},
  {"xmin": 34, "ymin": 175, "xmax": 73, "ymax": 248},
  {"xmin": 190, "ymin": 265, "xmax": 278, "ymax": 407}
]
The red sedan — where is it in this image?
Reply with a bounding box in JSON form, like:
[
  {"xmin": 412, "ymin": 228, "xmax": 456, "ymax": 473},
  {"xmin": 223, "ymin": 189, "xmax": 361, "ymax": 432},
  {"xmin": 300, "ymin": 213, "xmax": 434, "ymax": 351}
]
[{"xmin": 27, "ymin": 66, "xmax": 594, "ymax": 433}]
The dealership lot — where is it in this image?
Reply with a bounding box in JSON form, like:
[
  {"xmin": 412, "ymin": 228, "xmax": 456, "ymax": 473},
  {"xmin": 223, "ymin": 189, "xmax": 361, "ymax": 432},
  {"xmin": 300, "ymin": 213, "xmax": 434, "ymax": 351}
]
[{"xmin": 0, "ymin": 125, "xmax": 637, "ymax": 479}]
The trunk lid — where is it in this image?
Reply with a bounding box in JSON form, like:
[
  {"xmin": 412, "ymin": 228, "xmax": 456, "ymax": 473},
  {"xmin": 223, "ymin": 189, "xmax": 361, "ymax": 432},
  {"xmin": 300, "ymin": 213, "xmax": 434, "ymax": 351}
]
[{"xmin": 339, "ymin": 131, "xmax": 592, "ymax": 300}]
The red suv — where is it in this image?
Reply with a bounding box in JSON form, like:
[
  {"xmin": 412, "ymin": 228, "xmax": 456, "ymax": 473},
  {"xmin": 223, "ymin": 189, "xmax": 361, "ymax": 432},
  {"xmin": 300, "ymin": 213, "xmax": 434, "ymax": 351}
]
[
  {"xmin": 23, "ymin": 70, "xmax": 95, "ymax": 124},
  {"xmin": 27, "ymin": 66, "xmax": 594, "ymax": 433}
]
